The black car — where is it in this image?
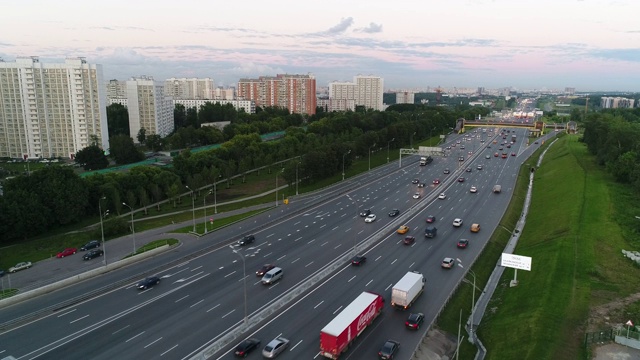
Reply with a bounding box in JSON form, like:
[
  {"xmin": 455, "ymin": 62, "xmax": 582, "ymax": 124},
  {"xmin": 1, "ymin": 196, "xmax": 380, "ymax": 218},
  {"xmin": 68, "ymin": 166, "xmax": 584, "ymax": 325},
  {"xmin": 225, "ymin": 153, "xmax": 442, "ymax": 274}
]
[
  {"xmin": 359, "ymin": 209, "xmax": 371, "ymax": 217},
  {"xmin": 351, "ymin": 255, "xmax": 367, "ymax": 266},
  {"xmin": 411, "ymin": 178, "xmax": 419, "ymax": 184},
  {"xmin": 137, "ymin": 276, "xmax": 160, "ymax": 290},
  {"xmin": 458, "ymin": 156, "xmax": 464, "ymax": 161},
  {"xmin": 237, "ymin": 235, "xmax": 255, "ymax": 246},
  {"xmin": 417, "ymin": 183, "xmax": 425, "ymax": 188},
  {"xmin": 405, "ymin": 313, "xmax": 424, "ymax": 330},
  {"xmin": 378, "ymin": 339, "xmax": 400, "ymax": 359},
  {"xmin": 388, "ymin": 209, "xmax": 400, "ymax": 217},
  {"xmin": 234, "ymin": 338, "xmax": 261, "ymax": 357},
  {"xmin": 443, "ymin": 168, "xmax": 450, "ymax": 174},
  {"xmin": 83, "ymin": 249, "xmax": 104, "ymax": 260},
  {"xmin": 256, "ymin": 264, "xmax": 276, "ymax": 276},
  {"xmin": 80, "ymin": 240, "xmax": 100, "ymax": 251}
]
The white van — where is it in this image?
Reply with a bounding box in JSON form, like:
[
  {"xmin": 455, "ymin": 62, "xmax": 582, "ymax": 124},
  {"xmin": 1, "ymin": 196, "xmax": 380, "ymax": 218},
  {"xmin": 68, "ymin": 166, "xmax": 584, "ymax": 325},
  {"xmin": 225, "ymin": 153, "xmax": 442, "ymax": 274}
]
[
  {"xmin": 493, "ymin": 185, "xmax": 502, "ymax": 193},
  {"xmin": 261, "ymin": 267, "xmax": 283, "ymax": 285}
]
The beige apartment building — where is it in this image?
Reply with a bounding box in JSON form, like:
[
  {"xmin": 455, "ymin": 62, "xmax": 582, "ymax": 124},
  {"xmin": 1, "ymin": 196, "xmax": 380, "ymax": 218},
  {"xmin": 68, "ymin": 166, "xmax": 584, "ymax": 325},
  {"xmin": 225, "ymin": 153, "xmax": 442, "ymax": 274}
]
[
  {"xmin": 126, "ymin": 76, "xmax": 174, "ymax": 142},
  {"xmin": 237, "ymin": 74, "xmax": 316, "ymax": 115}
]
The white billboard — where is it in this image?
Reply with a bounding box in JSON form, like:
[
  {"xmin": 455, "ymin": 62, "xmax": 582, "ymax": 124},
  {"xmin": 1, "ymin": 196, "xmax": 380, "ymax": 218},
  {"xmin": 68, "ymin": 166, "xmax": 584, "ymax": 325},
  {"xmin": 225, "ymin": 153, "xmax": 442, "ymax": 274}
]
[{"xmin": 501, "ymin": 253, "xmax": 532, "ymax": 271}]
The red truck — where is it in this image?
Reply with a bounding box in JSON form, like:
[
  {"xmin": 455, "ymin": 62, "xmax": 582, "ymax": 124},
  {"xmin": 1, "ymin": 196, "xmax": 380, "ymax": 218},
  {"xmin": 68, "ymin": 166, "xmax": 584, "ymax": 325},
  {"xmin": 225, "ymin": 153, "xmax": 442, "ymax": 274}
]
[{"xmin": 319, "ymin": 291, "xmax": 384, "ymax": 359}]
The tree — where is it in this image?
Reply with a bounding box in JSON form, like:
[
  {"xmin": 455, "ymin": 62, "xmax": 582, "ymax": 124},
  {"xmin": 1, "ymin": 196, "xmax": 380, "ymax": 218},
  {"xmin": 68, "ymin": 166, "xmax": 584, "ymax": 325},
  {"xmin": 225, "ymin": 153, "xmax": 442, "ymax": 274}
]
[
  {"xmin": 137, "ymin": 186, "xmax": 150, "ymax": 215},
  {"xmin": 174, "ymin": 104, "xmax": 187, "ymax": 129},
  {"xmin": 74, "ymin": 145, "xmax": 109, "ymax": 170},
  {"xmin": 146, "ymin": 134, "xmax": 163, "ymax": 152},
  {"xmin": 148, "ymin": 183, "xmax": 162, "ymax": 211},
  {"xmin": 106, "ymin": 103, "xmax": 130, "ymax": 137},
  {"xmin": 137, "ymin": 128, "xmax": 147, "ymax": 144},
  {"xmin": 109, "ymin": 134, "xmax": 145, "ymax": 165}
]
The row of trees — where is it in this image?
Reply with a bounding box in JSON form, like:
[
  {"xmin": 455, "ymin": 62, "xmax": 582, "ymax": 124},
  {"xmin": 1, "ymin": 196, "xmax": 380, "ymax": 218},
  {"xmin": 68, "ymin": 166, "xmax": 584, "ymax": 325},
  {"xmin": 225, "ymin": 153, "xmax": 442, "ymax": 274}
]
[
  {"xmin": 1, "ymin": 105, "xmax": 489, "ymax": 243},
  {"xmin": 581, "ymin": 108, "xmax": 640, "ymax": 190}
]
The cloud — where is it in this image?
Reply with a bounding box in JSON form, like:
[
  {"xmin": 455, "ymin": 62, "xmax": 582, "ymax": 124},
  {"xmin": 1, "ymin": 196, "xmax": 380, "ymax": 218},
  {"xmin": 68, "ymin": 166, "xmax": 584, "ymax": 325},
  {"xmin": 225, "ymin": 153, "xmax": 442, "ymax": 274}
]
[
  {"xmin": 326, "ymin": 17, "xmax": 354, "ymax": 34},
  {"xmin": 357, "ymin": 23, "xmax": 383, "ymax": 34}
]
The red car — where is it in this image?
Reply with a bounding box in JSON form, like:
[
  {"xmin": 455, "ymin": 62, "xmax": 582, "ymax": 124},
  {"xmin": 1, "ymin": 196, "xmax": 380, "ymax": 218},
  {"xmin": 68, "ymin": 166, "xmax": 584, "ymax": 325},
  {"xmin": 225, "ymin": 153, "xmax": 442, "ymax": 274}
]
[
  {"xmin": 426, "ymin": 215, "xmax": 436, "ymax": 223},
  {"xmin": 457, "ymin": 239, "xmax": 469, "ymax": 249},
  {"xmin": 457, "ymin": 177, "xmax": 465, "ymax": 182},
  {"xmin": 56, "ymin": 248, "xmax": 77, "ymax": 258},
  {"xmin": 501, "ymin": 153, "xmax": 508, "ymax": 158},
  {"xmin": 511, "ymin": 152, "xmax": 516, "ymax": 156},
  {"xmin": 403, "ymin": 236, "xmax": 416, "ymax": 245},
  {"xmin": 433, "ymin": 179, "xmax": 440, "ymax": 185}
]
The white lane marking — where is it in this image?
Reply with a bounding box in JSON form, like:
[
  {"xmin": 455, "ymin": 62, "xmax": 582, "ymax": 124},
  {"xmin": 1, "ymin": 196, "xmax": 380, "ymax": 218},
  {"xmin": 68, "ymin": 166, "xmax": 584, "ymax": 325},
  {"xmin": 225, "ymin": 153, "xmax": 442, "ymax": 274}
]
[
  {"xmin": 366, "ymin": 279, "xmax": 373, "ymax": 286},
  {"xmin": 144, "ymin": 337, "xmax": 163, "ymax": 348},
  {"xmin": 262, "ymin": 252, "xmax": 273, "ymax": 258},
  {"xmin": 294, "ymin": 221, "xmax": 300, "ymax": 226},
  {"xmin": 126, "ymin": 331, "xmax": 145, "ymax": 342},
  {"xmin": 57, "ymin": 309, "xmax": 77, "ymax": 317},
  {"xmin": 348, "ymin": 276, "xmax": 356, "ymax": 282},
  {"xmin": 334, "ymin": 244, "xmax": 341, "ymax": 249},
  {"xmin": 333, "ymin": 306, "xmax": 343, "ymax": 315},
  {"xmin": 305, "ymin": 261, "xmax": 314, "ymax": 267},
  {"xmin": 190, "ymin": 265, "xmax": 203, "ymax": 272},
  {"xmin": 206, "ymin": 304, "xmax": 220, "ymax": 313},
  {"xmin": 314, "ymin": 301, "xmax": 324, "ymax": 309},
  {"xmin": 319, "ymin": 224, "xmax": 326, "ymax": 228},
  {"xmin": 294, "ymin": 237, "xmax": 302, "ymax": 242},
  {"xmin": 224, "ymin": 271, "xmax": 236, "ymax": 278},
  {"xmin": 375, "ymin": 256, "xmax": 381, "ymax": 261},
  {"xmin": 112, "ymin": 325, "xmax": 130, "ymax": 335},
  {"xmin": 385, "ymin": 283, "xmax": 393, "ymax": 291},
  {"xmin": 308, "ymin": 239, "xmax": 315, "ymax": 244},
  {"xmin": 331, "ymin": 226, "xmax": 339, "ymax": 231},
  {"xmin": 320, "ymin": 241, "xmax": 328, "ymax": 247},
  {"xmin": 290, "ymin": 340, "xmax": 303, "ymax": 351},
  {"xmin": 291, "ymin": 258, "xmax": 300, "ymax": 264},
  {"xmin": 190, "ymin": 299, "xmax": 204, "ymax": 308},
  {"xmin": 345, "ymin": 228, "xmax": 351, "ymax": 232},
  {"xmin": 160, "ymin": 344, "xmax": 178, "ymax": 356},
  {"xmin": 221, "ymin": 309, "xmax": 236, "ymax": 318},
  {"xmin": 69, "ymin": 315, "xmax": 89, "ymax": 324},
  {"xmin": 175, "ymin": 295, "xmax": 189, "ymax": 303},
  {"xmin": 277, "ymin": 255, "xmax": 286, "ymax": 261}
]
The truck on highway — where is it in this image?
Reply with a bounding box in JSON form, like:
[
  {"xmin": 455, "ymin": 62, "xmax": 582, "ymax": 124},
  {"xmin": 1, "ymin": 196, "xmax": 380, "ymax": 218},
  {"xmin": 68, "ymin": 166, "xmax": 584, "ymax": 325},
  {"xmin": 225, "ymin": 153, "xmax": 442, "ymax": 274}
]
[
  {"xmin": 419, "ymin": 156, "xmax": 433, "ymax": 166},
  {"xmin": 511, "ymin": 134, "xmax": 517, "ymax": 143},
  {"xmin": 319, "ymin": 291, "xmax": 384, "ymax": 359},
  {"xmin": 390, "ymin": 271, "xmax": 426, "ymax": 310}
]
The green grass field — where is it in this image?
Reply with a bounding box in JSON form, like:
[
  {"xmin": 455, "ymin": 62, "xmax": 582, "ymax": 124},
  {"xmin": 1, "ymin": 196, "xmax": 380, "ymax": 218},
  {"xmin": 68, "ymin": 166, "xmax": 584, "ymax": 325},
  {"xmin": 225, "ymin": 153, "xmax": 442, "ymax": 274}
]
[{"xmin": 436, "ymin": 135, "xmax": 640, "ymax": 359}]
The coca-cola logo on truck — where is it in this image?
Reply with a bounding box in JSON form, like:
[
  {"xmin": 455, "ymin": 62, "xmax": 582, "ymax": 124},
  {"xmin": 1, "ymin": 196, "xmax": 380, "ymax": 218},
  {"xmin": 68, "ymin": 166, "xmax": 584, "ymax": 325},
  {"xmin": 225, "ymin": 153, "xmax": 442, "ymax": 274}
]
[{"xmin": 356, "ymin": 302, "xmax": 378, "ymax": 332}]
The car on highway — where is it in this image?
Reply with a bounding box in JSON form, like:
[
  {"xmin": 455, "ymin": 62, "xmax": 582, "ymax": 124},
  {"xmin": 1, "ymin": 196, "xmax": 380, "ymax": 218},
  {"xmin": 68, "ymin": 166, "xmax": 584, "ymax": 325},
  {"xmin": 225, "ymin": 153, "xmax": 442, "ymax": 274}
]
[
  {"xmin": 507, "ymin": 144, "xmax": 511, "ymax": 148},
  {"xmin": 502, "ymin": 153, "xmax": 508, "ymax": 158},
  {"xmin": 256, "ymin": 264, "xmax": 276, "ymax": 276},
  {"xmin": 418, "ymin": 183, "xmax": 425, "ymax": 188},
  {"xmin": 441, "ymin": 257, "xmax": 456, "ymax": 269},
  {"xmin": 79, "ymin": 240, "xmax": 100, "ymax": 251},
  {"xmin": 470, "ymin": 186, "xmax": 477, "ymax": 193},
  {"xmin": 234, "ymin": 338, "xmax": 261, "ymax": 357},
  {"xmin": 262, "ymin": 336, "xmax": 289, "ymax": 358},
  {"xmin": 465, "ymin": 167, "xmax": 471, "ymax": 172},
  {"xmin": 471, "ymin": 223, "xmax": 481, "ymax": 232},
  {"xmin": 365, "ymin": 214, "xmax": 377, "ymax": 223},
  {"xmin": 477, "ymin": 164, "xmax": 483, "ymax": 170},
  {"xmin": 432, "ymin": 179, "xmax": 440, "ymax": 185},
  {"xmin": 8, "ymin": 262, "xmax": 32, "ymax": 273},
  {"xmin": 457, "ymin": 239, "xmax": 469, "ymax": 249},
  {"xmin": 412, "ymin": 193, "xmax": 421, "ymax": 199},
  {"xmin": 457, "ymin": 177, "xmax": 465, "ymax": 182},
  {"xmin": 403, "ymin": 236, "xmax": 416, "ymax": 245},
  {"xmin": 397, "ymin": 225, "xmax": 410, "ymax": 234},
  {"xmin": 511, "ymin": 152, "xmax": 516, "ymax": 156},
  {"xmin": 56, "ymin": 248, "xmax": 77, "ymax": 258},
  {"xmin": 443, "ymin": 168, "xmax": 450, "ymax": 174},
  {"xmin": 494, "ymin": 152, "xmax": 499, "ymax": 157},
  {"xmin": 351, "ymin": 255, "xmax": 367, "ymax": 266},
  {"xmin": 535, "ymin": 141, "xmax": 539, "ymax": 144},
  {"xmin": 458, "ymin": 156, "xmax": 464, "ymax": 161},
  {"xmin": 378, "ymin": 339, "xmax": 400, "ymax": 359},
  {"xmin": 237, "ymin": 234, "xmax": 255, "ymax": 246},
  {"xmin": 453, "ymin": 218, "xmax": 463, "ymax": 227},
  {"xmin": 360, "ymin": 209, "xmax": 371, "ymax": 217},
  {"xmin": 405, "ymin": 313, "xmax": 424, "ymax": 330},
  {"xmin": 426, "ymin": 215, "xmax": 436, "ymax": 223},
  {"xmin": 499, "ymin": 146, "xmax": 503, "ymax": 150},
  {"xmin": 388, "ymin": 209, "xmax": 400, "ymax": 217},
  {"xmin": 137, "ymin": 276, "xmax": 160, "ymax": 290},
  {"xmin": 485, "ymin": 154, "xmax": 491, "ymax": 159},
  {"xmin": 438, "ymin": 193, "xmax": 447, "ymax": 200},
  {"xmin": 411, "ymin": 178, "xmax": 419, "ymax": 184},
  {"xmin": 82, "ymin": 249, "xmax": 104, "ymax": 260}
]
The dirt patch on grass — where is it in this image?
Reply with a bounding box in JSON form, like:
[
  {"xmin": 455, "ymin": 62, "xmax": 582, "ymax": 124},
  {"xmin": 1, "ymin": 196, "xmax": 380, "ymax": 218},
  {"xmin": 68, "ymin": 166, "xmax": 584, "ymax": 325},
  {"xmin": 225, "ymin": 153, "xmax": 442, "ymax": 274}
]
[
  {"xmin": 587, "ymin": 292, "xmax": 640, "ymax": 331},
  {"xmin": 413, "ymin": 328, "xmax": 458, "ymax": 360}
]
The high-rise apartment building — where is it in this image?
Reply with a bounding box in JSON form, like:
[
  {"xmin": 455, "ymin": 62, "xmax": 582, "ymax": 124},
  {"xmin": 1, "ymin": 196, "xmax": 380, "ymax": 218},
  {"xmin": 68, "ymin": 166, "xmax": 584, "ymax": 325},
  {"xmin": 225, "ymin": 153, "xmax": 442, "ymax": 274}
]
[
  {"xmin": 237, "ymin": 74, "xmax": 316, "ymax": 115},
  {"xmin": 126, "ymin": 76, "xmax": 174, "ymax": 141},
  {"xmin": 0, "ymin": 56, "xmax": 108, "ymax": 159},
  {"xmin": 601, "ymin": 97, "xmax": 635, "ymax": 109},
  {"xmin": 395, "ymin": 91, "xmax": 415, "ymax": 105},
  {"xmin": 164, "ymin": 78, "xmax": 214, "ymax": 100},
  {"xmin": 329, "ymin": 75, "xmax": 384, "ymax": 111}
]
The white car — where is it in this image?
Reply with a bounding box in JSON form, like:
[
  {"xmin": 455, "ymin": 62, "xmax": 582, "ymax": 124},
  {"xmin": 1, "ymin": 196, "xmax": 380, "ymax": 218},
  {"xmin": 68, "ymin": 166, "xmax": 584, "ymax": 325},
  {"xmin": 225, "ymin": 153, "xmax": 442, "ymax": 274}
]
[
  {"xmin": 453, "ymin": 218, "xmax": 463, "ymax": 227},
  {"xmin": 364, "ymin": 214, "xmax": 377, "ymax": 223},
  {"xmin": 470, "ymin": 186, "xmax": 478, "ymax": 193},
  {"xmin": 8, "ymin": 261, "xmax": 32, "ymax": 273},
  {"xmin": 412, "ymin": 193, "xmax": 421, "ymax": 199},
  {"xmin": 438, "ymin": 193, "xmax": 447, "ymax": 200}
]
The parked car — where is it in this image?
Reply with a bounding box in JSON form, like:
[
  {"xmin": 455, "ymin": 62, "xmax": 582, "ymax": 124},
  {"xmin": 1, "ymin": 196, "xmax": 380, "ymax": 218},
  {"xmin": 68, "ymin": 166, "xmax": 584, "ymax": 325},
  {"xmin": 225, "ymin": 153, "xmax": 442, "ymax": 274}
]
[
  {"xmin": 137, "ymin": 276, "xmax": 160, "ymax": 290},
  {"xmin": 388, "ymin": 209, "xmax": 400, "ymax": 217},
  {"xmin": 441, "ymin": 257, "xmax": 455, "ymax": 269},
  {"xmin": 56, "ymin": 248, "xmax": 77, "ymax": 258},
  {"xmin": 234, "ymin": 338, "xmax": 261, "ymax": 357},
  {"xmin": 262, "ymin": 337, "xmax": 290, "ymax": 358},
  {"xmin": 237, "ymin": 235, "xmax": 255, "ymax": 246},
  {"xmin": 405, "ymin": 313, "xmax": 424, "ymax": 330},
  {"xmin": 351, "ymin": 255, "xmax": 367, "ymax": 266},
  {"xmin": 82, "ymin": 249, "xmax": 104, "ymax": 260},
  {"xmin": 256, "ymin": 264, "xmax": 276, "ymax": 276},
  {"xmin": 397, "ymin": 225, "xmax": 410, "ymax": 234},
  {"xmin": 378, "ymin": 339, "xmax": 400, "ymax": 359},
  {"xmin": 79, "ymin": 240, "xmax": 100, "ymax": 251},
  {"xmin": 365, "ymin": 214, "xmax": 377, "ymax": 223},
  {"xmin": 8, "ymin": 262, "xmax": 32, "ymax": 273},
  {"xmin": 457, "ymin": 239, "xmax": 469, "ymax": 249},
  {"xmin": 403, "ymin": 236, "xmax": 416, "ymax": 245}
]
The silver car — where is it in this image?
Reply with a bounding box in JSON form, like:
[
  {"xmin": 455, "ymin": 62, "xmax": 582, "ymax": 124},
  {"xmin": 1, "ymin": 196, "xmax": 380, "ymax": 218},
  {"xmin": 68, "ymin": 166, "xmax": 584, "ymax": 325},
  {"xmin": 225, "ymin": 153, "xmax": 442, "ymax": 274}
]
[{"xmin": 262, "ymin": 337, "xmax": 289, "ymax": 358}]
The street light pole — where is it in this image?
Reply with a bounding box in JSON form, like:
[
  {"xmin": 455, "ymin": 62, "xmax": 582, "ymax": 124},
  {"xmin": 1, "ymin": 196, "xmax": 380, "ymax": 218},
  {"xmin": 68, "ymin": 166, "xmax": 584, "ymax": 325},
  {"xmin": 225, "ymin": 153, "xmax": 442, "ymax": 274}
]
[
  {"xmin": 346, "ymin": 194, "xmax": 358, "ymax": 255},
  {"xmin": 214, "ymin": 180, "xmax": 217, "ymax": 214},
  {"xmin": 387, "ymin": 138, "xmax": 395, "ymax": 163},
  {"xmin": 275, "ymin": 168, "xmax": 284, "ymax": 207},
  {"xmin": 457, "ymin": 261, "xmax": 479, "ymax": 344},
  {"xmin": 295, "ymin": 161, "xmax": 299, "ymax": 196},
  {"xmin": 122, "ymin": 202, "xmax": 136, "ymax": 254},
  {"xmin": 342, "ymin": 150, "xmax": 351, "ymax": 181},
  {"xmin": 99, "ymin": 197, "xmax": 109, "ymax": 266},
  {"xmin": 203, "ymin": 189, "xmax": 212, "ymax": 234},
  {"xmin": 410, "ymin": 132, "xmax": 416, "ymax": 148},
  {"xmin": 186, "ymin": 186, "xmax": 196, "ymax": 232},
  {"xmin": 230, "ymin": 246, "xmax": 248, "ymax": 327},
  {"xmin": 368, "ymin": 143, "xmax": 376, "ymax": 171}
]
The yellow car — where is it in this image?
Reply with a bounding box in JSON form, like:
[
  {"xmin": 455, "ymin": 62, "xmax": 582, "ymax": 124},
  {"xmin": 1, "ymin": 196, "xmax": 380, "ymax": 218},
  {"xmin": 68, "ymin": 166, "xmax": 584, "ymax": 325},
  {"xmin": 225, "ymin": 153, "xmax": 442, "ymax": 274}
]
[
  {"xmin": 397, "ymin": 225, "xmax": 410, "ymax": 234},
  {"xmin": 471, "ymin": 223, "xmax": 481, "ymax": 233}
]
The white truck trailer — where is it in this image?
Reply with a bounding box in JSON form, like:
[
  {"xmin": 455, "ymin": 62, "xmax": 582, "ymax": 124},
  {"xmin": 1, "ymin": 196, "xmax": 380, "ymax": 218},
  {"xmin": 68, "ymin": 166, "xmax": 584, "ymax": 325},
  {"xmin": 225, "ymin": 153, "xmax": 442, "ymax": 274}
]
[{"xmin": 390, "ymin": 271, "xmax": 426, "ymax": 309}]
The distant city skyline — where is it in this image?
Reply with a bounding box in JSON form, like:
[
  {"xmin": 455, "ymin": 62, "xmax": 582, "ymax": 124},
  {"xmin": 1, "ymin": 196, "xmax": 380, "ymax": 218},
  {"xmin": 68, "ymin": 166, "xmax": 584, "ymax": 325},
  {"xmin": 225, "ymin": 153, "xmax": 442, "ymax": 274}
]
[{"xmin": 1, "ymin": 0, "xmax": 639, "ymax": 92}]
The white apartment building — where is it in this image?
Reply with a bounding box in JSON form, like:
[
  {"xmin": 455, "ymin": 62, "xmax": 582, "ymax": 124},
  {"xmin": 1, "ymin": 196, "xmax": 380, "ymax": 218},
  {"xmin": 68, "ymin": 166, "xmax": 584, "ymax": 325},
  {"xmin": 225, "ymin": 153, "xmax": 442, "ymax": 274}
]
[
  {"xmin": 164, "ymin": 78, "xmax": 214, "ymax": 100},
  {"xmin": 213, "ymin": 87, "xmax": 235, "ymax": 100},
  {"xmin": 601, "ymin": 97, "xmax": 635, "ymax": 109},
  {"xmin": 173, "ymin": 99, "xmax": 255, "ymax": 114},
  {"xmin": 126, "ymin": 76, "xmax": 174, "ymax": 142},
  {"xmin": 395, "ymin": 91, "xmax": 415, "ymax": 105},
  {"xmin": 0, "ymin": 56, "xmax": 108, "ymax": 159},
  {"xmin": 329, "ymin": 75, "xmax": 384, "ymax": 111}
]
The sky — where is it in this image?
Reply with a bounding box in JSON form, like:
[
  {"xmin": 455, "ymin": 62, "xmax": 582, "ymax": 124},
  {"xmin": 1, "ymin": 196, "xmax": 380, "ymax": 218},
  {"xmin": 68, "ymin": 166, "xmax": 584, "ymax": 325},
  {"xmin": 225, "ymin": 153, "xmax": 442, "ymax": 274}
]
[{"xmin": 1, "ymin": 0, "xmax": 639, "ymax": 92}]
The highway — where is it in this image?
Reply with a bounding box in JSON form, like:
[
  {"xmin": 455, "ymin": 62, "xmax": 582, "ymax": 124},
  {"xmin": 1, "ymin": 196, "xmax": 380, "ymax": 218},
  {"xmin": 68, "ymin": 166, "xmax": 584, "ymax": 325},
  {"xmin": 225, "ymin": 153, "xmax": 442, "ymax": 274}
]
[{"xmin": 0, "ymin": 127, "xmax": 550, "ymax": 360}]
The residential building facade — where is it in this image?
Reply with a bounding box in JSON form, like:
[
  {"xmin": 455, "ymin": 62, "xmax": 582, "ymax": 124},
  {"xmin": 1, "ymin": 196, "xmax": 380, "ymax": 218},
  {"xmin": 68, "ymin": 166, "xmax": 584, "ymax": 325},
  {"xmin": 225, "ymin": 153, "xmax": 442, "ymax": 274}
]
[
  {"xmin": 0, "ymin": 56, "xmax": 108, "ymax": 159},
  {"xmin": 395, "ymin": 91, "xmax": 415, "ymax": 105},
  {"xmin": 237, "ymin": 74, "xmax": 316, "ymax": 115},
  {"xmin": 329, "ymin": 75, "xmax": 384, "ymax": 111},
  {"xmin": 601, "ymin": 97, "xmax": 635, "ymax": 109},
  {"xmin": 164, "ymin": 78, "xmax": 215, "ymax": 100},
  {"xmin": 173, "ymin": 99, "xmax": 255, "ymax": 114},
  {"xmin": 126, "ymin": 76, "xmax": 174, "ymax": 142}
]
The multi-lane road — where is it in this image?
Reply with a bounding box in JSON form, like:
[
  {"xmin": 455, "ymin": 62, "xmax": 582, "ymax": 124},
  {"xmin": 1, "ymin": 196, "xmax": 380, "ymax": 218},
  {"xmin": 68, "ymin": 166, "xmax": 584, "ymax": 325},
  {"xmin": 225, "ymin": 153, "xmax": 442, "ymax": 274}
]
[{"xmin": 0, "ymin": 128, "xmax": 551, "ymax": 360}]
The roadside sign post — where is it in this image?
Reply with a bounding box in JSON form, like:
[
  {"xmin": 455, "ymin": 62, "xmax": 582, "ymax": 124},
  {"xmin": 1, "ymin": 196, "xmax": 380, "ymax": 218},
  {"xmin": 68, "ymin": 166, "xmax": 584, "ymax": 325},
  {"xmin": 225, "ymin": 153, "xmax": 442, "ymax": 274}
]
[{"xmin": 501, "ymin": 253, "xmax": 532, "ymax": 287}]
